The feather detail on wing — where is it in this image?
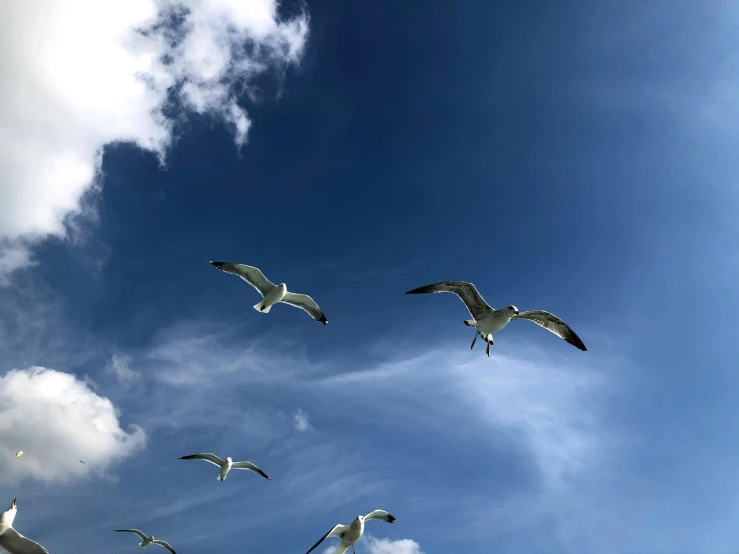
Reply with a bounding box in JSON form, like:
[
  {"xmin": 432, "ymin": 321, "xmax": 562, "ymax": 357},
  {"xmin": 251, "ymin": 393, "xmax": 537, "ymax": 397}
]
[
  {"xmin": 304, "ymin": 524, "xmax": 349, "ymax": 554},
  {"xmin": 177, "ymin": 453, "xmax": 224, "ymax": 467},
  {"xmin": 0, "ymin": 529, "xmax": 49, "ymax": 554},
  {"xmin": 405, "ymin": 281, "xmax": 491, "ymax": 320},
  {"xmin": 364, "ymin": 509, "xmax": 396, "ymax": 523},
  {"xmin": 152, "ymin": 539, "xmax": 177, "ymax": 554},
  {"xmin": 208, "ymin": 262, "xmax": 275, "ymax": 297},
  {"xmin": 115, "ymin": 529, "xmax": 147, "ymax": 540},
  {"xmin": 281, "ymin": 292, "xmax": 328, "ymax": 324},
  {"xmin": 512, "ymin": 310, "xmax": 587, "ymax": 351},
  {"xmin": 230, "ymin": 461, "xmax": 271, "ymax": 480}
]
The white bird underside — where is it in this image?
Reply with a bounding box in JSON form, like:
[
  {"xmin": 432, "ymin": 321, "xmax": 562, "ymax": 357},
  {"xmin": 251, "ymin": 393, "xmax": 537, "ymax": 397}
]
[
  {"xmin": 0, "ymin": 500, "xmax": 49, "ymax": 554},
  {"xmin": 177, "ymin": 453, "xmax": 271, "ymax": 480},
  {"xmin": 115, "ymin": 530, "xmax": 176, "ymax": 554},
  {"xmin": 208, "ymin": 261, "xmax": 328, "ymax": 324},
  {"xmin": 304, "ymin": 510, "xmax": 396, "ymax": 554},
  {"xmin": 405, "ymin": 281, "xmax": 587, "ymax": 353}
]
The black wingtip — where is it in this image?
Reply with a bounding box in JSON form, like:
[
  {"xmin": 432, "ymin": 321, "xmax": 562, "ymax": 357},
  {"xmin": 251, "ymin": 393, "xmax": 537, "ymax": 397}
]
[
  {"xmin": 405, "ymin": 284, "xmax": 435, "ymax": 295},
  {"xmin": 388, "ymin": 514, "xmax": 397, "ymax": 523},
  {"xmin": 209, "ymin": 261, "xmax": 224, "ymax": 269}
]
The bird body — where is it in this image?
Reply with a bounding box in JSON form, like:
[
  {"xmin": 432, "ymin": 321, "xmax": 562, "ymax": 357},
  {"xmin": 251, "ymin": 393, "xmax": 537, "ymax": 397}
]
[
  {"xmin": 406, "ymin": 281, "xmax": 587, "ymax": 355},
  {"xmin": 115, "ymin": 529, "xmax": 176, "ymax": 553},
  {"xmin": 177, "ymin": 453, "xmax": 270, "ymax": 482},
  {"xmin": 208, "ymin": 261, "xmax": 328, "ymax": 324},
  {"xmin": 0, "ymin": 499, "xmax": 49, "ymax": 554},
  {"xmin": 304, "ymin": 510, "xmax": 396, "ymax": 554}
]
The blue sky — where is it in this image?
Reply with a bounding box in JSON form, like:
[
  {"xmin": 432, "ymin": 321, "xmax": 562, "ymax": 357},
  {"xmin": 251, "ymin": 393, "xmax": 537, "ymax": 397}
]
[{"xmin": 0, "ymin": 1, "xmax": 738, "ymax": 553}]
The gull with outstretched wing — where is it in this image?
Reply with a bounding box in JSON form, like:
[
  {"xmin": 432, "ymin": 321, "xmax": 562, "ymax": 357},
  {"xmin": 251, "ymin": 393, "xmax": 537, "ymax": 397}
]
[
  {"xmin": 115, "ymin": 529, "xmax": 176, "ymax": 554},
  {"xmin": 177, "ymin": 452, "xmax": 270, "ymax": 482},
  {"xmin": 304, "ymin": 510, "xmax": 396, "ymax": 554},
  {"xmin": 208, "ymin": 261, "xmax": 328, "ymax": 324},
  {"xmin": 0, "ymin": 499, "xmax": 49, "ymax": 554},
  {"xmin": 405, "ymin": 281, "xmax": 587, "ymax": 356}
]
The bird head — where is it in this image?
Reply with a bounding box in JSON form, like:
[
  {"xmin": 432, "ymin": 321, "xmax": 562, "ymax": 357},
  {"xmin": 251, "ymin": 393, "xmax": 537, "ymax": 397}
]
[
  {"xmin": 505, "ymin": 305, "xmax": 519, "ymax": 315},
  {"xmin": 8, "ymin": 499, "xmax": 16, "ymax": 511},
  {"xmin": 279, "ymin": 283, "xmax": 287, "ymax": 290},
  {"xmin": 226, "ymin": 457, "xmax": 232, "ymax": 462}
]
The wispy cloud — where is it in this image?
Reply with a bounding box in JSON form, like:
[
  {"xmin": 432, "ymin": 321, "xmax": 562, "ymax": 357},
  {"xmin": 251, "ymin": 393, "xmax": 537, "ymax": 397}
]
[
  {"xmin": 106, "ymin": 353, "xmax": 141, "ymax": 386},
  {"xmin": 0, "ymin": 0, "xmax": 309, "ymax": 280},
  {"xmin": 294, "ymin": 408, "xmax": 312, "ymax": 432}
]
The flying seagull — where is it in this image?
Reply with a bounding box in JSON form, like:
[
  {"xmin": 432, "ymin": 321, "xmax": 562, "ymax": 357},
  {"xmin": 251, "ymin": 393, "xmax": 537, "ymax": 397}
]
[
  {"xmin": 115, "ymin": 529, "xmax": 176, "ymax": 554},
  {"xmin": 78, "ymin": 460, "xmax": 85, "ymax": 464},
  {"xmin": 405, "ymin": 281, "xmax": 587, "ymax": 356},
  {"xmin": 177, "ymin": 453, "xmax": 271, "ymax": 482},
  {"xmin": 0, "ymin": 499, "xmax": 49, "ymax": 554},
  {"xmin": 208, "ymin": 261, "xmax": 328, "ymax": 324},
  {"xmin": 304, "ymin": 510, "xmax": 396, "ymax": 554},
  {"xmin": 15, "ymin": 451, "xmax": 22, "ymax": 459}
]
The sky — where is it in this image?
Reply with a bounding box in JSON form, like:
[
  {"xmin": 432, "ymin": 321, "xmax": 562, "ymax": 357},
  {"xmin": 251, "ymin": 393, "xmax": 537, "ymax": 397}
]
[{"xmin": 0, "ymin": 0, "xmax": 738, "ymax": 553}]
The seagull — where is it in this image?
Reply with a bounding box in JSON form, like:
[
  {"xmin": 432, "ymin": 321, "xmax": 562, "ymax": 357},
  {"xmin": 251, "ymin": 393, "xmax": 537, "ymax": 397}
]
[
  {"xmin": 0, "ymin": 499, "xmax": 49, "ymax": 554},
  {"xmin": 405, "ymin": 281, "xmax": 587, "ymax": 356},
  {"xmin": 115, "ymin": 529, "xmax": 176, "ymax": 553},
  {"xmin": 208, "ymin": 261, "xmax": 328, "ymax": 324},
  {"xmin": 177, "ymin": 453, "xmax": 271, "ymax": 482},
  {"xmin": 304, "ymin": 510, "xmax": 396, "ymax": 554},
  {"xmin": 78, "ymin": 460, "xmax": 85, "ymax": 465},
  {"xmin": 14, "ymin": 452, "xmax": 22, "ymax": 459}
]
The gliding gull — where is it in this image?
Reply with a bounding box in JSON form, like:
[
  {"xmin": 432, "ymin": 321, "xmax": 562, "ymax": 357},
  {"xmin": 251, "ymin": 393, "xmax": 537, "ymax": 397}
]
[
  {"xmin": 303, "ymin": 510, "xmax": 396, "ymax": 554},
  {"xmin": 115, "ymin": 529, "xmax": 176, "ymax": 554},
  {"xmin": 177, "ymin": 453, "xmax": 270, "ymax": 482},
  {"xmin": 0, "ymin": 499, "xmax": 49, "ymax": 554},
  {"xmin": 405, "ymin": 281, "xmax": 587, "ymax": 356},
  {"xmin": 208, "ymin": 261, "xmax": 328, "ymax": 324}
]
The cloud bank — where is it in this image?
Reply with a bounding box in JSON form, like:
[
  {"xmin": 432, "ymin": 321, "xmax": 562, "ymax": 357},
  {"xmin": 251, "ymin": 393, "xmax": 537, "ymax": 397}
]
[
  {"xmin": 0, "ymin": 366, "xmax": 145, "ymax": 483},
  {"xmin": 0, "ymin": 0, "xmax": 309, "ymax": 280}
]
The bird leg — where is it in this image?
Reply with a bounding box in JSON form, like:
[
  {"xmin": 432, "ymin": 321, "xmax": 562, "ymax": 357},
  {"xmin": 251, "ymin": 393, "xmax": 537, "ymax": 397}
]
[
  {"xmin": 486, "ymin": 341, "xmax": 491, "ymax": 357},
  {"xmin": 470, "ymin": 333, "xmax": 477, "ymax": 350},
  {"xmin": 352, "ymin": 545, "xmax": 356, "ymax": 554}
]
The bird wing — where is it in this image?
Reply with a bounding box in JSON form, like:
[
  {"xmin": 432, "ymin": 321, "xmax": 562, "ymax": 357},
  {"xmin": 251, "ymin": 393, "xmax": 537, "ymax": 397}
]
[
  {"xmin": 208, "ymin": 261, "xmax": 275, "ymax": 297},
  {"xmin": 364, "ymin": 509, "xmax": 396, "ymax": 523},
  {"xmin": 0, "ymin": 529, "xmax": 49, "ymax": 554},
  {"xmin": 281, "ymin": 292, "xmax": 328, "ymax": 325},
  {"xmin": 177, "ymin": 453, "xmax": 224, "ymax": 467},
  {"xmin": 304, "ymin": 524, "xmax": 349, "ymax": 554},
  {"xmin": 405, "ymin": 281, "xmax": 491, "ymax": 320},
  {"xmin": 152, "ymin": 540, "xmax": 177, "ymax": 554},
  {"xmin": 230, "ymin": 461, "xmax": 270, "ymax": 480},
  {"xmin": 116, "ymin": 529, "xmax": 148, "ymax": 540},
  {"xmin": 512, "ymin": 310, "xmax": 587, "ymax": 351},
  {"xmin": 332, "ymin": 544, "xmax": 350, "ymax": 554}
]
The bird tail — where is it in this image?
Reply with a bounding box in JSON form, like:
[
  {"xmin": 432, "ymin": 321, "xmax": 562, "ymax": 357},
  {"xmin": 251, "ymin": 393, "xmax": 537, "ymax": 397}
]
[
  {"xmin": 253, "ymin": 301, "xmax": 272, "ymax": 313},
  {"xmin": 463, "ymin": 319, "xmax": 476, "ymax": 327}
]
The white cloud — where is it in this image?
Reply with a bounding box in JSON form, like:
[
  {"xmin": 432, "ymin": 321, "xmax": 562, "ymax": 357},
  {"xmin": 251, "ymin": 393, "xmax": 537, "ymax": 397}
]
[
  {"xmin": 0, "ymin": 0, "xmax": 309, "ymax": 280},
  {"xmin": 322, "ymin": 537, "xmax": 423, "ymax": 554},
  {"xmin": 293, "ymin": 408, "xmax": 311, "ymax": 431},
  {"xmin": 0, "ymin": 366, "xmax": 145, "ymax": 483},
  {"xmin": 106, "ymin": 353, "xmax": 141, "ymax": 385},
  {"xmin": 363, "ymin": 537, "xmax": 424, "ymax": 554}
]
